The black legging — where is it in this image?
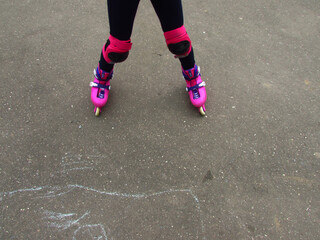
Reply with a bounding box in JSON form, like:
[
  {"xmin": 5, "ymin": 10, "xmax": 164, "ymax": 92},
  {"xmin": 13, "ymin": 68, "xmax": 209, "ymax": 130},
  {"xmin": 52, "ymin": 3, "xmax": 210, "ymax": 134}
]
[{"xmin": 100, "ymin": 0, "xmax": 195, "ymax": 71}]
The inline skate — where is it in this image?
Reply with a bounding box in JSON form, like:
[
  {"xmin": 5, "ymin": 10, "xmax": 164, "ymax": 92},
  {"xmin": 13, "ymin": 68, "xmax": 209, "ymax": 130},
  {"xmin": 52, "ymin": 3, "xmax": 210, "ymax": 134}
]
[
  {"xmin": 182, "ymin": 64, "xmax": 207, "ymax": 116},
  {"xmin": 90, "ymin": 65, "xmax": 113, "ymax": 116}
]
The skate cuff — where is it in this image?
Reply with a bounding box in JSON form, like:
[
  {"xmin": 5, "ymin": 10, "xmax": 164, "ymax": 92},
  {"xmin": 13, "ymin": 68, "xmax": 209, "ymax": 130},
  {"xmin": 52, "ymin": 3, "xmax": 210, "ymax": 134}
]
[
  {"xmin": 182, "ymin": 65, "xmax": 200, "ymax": 80},
  {"xmin": 94, "ymin": 67, "xmax": 113, "ymax": 81}
]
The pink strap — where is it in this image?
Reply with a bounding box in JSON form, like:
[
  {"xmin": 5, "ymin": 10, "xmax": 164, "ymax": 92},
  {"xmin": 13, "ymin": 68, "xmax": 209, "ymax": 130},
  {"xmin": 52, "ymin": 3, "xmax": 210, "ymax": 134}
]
[
  {"xmin": 164, "ymin": 25, "xmax": 190, "ymax": 44},
  {"xmin": 102, "ymin": 35, "xmax": 132, "ymax": 63},
  {"xmin": 164, "ymin": 25, "xmax": 192, "ymax": 57},
  {"xmin": 108, "ymin": 35, "xmax": 132, "ymax": 52}
]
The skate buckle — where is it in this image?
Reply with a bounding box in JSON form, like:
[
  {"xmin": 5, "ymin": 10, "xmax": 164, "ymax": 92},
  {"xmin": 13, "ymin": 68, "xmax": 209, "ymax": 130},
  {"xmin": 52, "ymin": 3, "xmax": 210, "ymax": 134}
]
[
  {"xmin": 90, "ymin": 82, "xmax": 97, "ymax": 87},
  {"xmin": 199, "ymin": 81, "xmax": 206, "ymax": 87},
  {"xmin": 93, "ymin": 69, "xmax": 98, "ymax": 78}
]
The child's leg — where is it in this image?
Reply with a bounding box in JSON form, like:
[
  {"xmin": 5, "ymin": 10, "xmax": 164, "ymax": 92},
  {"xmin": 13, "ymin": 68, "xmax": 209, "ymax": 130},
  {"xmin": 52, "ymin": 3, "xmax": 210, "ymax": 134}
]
[
  {"xmin": 150, "ymin": 0, "xmax": 195, "ymax": 70},
  {"xmin": 108, "ymin": 0, "xmax": 140, "ymax": 40},
  {"xmin": 99, "ymin": 0, "xmax": 141, "ymax": 72},
  {"xmin": 151, "ymin": 0, "xmax": 207, "ymax": 115},
  {"xmin": 91, "ymin": 0, "xmax": 140, "ymax": 116}
]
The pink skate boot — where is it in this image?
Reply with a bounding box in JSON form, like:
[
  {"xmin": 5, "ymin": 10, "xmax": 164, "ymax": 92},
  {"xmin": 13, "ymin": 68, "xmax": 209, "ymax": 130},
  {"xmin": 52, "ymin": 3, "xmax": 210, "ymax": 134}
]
[
  {"xmin": 90, "ymin": 65, "xmax": 113, "ymax": 116},
  {"xmin": 182, "ymin": 64, "xmax": 207, "ymax": 115}
]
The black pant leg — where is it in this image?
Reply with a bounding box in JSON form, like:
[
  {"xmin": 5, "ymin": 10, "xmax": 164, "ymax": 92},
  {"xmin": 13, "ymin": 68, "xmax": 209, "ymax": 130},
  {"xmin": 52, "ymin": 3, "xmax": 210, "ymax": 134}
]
[{"xmin": 107, "ymin": 0, "xmax": 141, "ymax": 40}]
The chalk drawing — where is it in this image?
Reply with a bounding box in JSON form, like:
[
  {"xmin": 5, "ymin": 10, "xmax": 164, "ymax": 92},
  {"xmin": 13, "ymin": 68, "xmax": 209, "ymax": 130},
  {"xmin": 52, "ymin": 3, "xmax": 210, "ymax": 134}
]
[
  {"xmin": 1, "ymin": 184, "xmax": 206, "ymax": 239},
  {"xmin": 35, "ymin": 186, "xmax": 75, "ymax": 199},
  {"xmin": 40, "ymin": 210, "xmax": 108, "ymax": 239},
  {"xmin": 1, "ymin": 152, "xmax": 205, "ymax": 239},
  {"xmin": 60, "ymin": 153, "xmax": 98, "ymax": 173},
  {"xmin": 73, "ymin": 224, "xmax": 108, "ymax": 240},
  {"xmin": 42, "ymin": 210, "xmax": 90, "ymax": 230}
]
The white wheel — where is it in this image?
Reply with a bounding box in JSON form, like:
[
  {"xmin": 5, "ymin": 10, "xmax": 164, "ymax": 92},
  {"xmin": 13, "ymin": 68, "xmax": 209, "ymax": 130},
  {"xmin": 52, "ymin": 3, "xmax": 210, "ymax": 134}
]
[{"xmin": 94, "ymin": 107, "xmax": 100, "ymax": 117}]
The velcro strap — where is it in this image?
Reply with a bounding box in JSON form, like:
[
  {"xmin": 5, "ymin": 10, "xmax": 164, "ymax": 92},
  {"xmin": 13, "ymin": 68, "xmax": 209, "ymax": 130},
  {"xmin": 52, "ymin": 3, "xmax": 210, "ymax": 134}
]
[
  {"xmin": 90, "ymin": 82, "xmax": 110, "ymax": 90},
  {"xmin": 164, "ymin": 26, "xmax": 192, "ymax": 57},
  {"xmin": 187, "ymin": 81, "xmax": 206, "ymax": 92}
]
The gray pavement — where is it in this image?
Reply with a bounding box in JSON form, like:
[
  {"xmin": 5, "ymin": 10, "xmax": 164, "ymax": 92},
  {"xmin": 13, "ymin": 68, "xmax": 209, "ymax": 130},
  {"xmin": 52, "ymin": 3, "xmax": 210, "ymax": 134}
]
[{"xmin": 1, "ymin": 0, "xmax": 319, "ymax": 239}]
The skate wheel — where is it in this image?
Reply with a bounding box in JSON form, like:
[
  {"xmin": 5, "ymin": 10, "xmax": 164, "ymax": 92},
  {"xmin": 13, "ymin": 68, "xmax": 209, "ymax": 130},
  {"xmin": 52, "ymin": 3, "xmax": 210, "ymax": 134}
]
[
  {"xmin": 94, "ymin": 107, "xmax": 100, "ymax": 117},
  {"xmin": 199, "ymin": 106, "xmax": 206, "ymax": 116}
]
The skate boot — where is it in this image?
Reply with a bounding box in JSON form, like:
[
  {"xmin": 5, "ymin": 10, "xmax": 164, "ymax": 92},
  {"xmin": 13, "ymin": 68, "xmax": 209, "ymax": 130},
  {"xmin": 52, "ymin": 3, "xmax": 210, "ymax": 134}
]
[
  {"xmin": 182, "ymin": 64, "xmax": 207, "ymax": 116},
  {"xmin": 90, "ymin": 65, "xmax": 113, "ymax": 116}
]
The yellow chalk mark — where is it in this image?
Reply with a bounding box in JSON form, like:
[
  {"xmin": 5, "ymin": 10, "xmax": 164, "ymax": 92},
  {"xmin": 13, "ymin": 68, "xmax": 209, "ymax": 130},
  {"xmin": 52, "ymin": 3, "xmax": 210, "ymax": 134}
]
[
  {"xmin": 277, "ymin": 176, "xmax": 314, "ymax": 186},
  {"xmin": 274, "ymin": 216, "xmax": 281, "ymax": 232},
  {"xmin": 286, "ymin": 176, "xmax": 313, "ymax": 184},
  {"xmin": 262, "ymin": 83, "xmax": 273, "ymax": 88}
]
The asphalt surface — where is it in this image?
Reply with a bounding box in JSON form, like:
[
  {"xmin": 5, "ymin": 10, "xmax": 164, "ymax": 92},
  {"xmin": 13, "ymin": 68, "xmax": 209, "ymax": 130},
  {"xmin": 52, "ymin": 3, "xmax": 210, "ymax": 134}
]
[{"xmin": 1, "ymin": 0, "xmax": 319, "ymax": 239}]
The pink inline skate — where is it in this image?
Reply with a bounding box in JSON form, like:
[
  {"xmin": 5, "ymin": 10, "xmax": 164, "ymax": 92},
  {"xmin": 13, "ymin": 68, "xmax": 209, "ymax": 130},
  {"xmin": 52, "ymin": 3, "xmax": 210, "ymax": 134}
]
[
  {"xmin": 90, "ymin": 65, "xmax": 113, "ymax": 116},
  {"xmin": 182, "ymin": 64, "xmax": 207, "ymax": 115}
]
